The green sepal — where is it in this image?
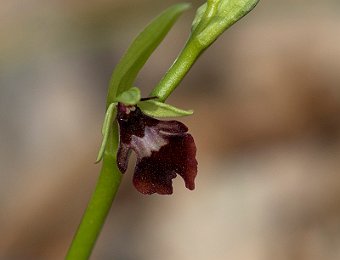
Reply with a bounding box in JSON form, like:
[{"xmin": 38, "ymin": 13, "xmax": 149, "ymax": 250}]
[
  {"xmin": 96, "ymin": 102, "xmax": 117, "ymax": 163},
  {"xmin": 114, "ymin": 87, "xmax": 141, "ymax": 105},
  {"xmin": 138, "ymin": 99, "xmax": 193, "ymax": 118}
]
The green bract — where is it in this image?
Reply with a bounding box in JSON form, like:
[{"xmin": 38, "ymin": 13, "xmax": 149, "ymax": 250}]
[
  {"xmin": 138, "ymin": 100, "xmax": 193, "ymax": 118},
  {"xmin": 106, "ymin": 3, "xmax": 190, "ymax": 107}
]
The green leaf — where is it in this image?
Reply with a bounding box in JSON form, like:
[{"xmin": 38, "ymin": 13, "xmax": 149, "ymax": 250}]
[
  {"xmin": 114, "ymin": 87, "xmax": 141, "ymax": 105},
  {"xmin": 192, "ymin": 0, "xmax": 259, "ymax": 48},
  {"xmin": 106, "ymin": 3, "xmax": 191, "ymax": 107},
  {"xmin": 96, "ymin": 103, "xmax": 117, "ymax": 163},
  {"xmin": 138, "ymin": 100, "xmax": 193, "ymax": 118}
]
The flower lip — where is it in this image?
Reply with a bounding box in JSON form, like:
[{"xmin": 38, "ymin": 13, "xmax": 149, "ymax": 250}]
[{"xmin": 116, "ymin": 102, "xmax": 197, "ymax": 195}]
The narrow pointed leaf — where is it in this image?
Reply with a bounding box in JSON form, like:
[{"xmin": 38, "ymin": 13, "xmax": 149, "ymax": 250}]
[
  {"xmin": 106, "ymin": 3, "xmax": 190, "ymax": 106},
  {"xmin": 115, "ymin": 87, "xmax": 141, "ymax": 105},
  {"xmin": 138, "ymin": 100, "xmax": 193, "ymax": 118}
]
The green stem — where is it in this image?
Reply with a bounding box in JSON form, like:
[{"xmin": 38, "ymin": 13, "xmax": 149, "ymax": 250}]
[
  {"xmin": 150, "ymin": 38, "xmax": 204, "ymax": 101},
  {"xmin": 66, "ymin": 128, "xmax": 121, "ymax": 260}
]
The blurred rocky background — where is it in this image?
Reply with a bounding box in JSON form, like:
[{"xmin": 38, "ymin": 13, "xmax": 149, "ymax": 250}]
[{"xmin": 1, "ymin": 0, "xmax": 340, "ymax": 259}]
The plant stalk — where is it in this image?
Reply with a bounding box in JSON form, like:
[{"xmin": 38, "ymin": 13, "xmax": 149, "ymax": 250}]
[
  {"xmin": 66, "ymin": 129, "xmax": 121, "ymax": 259},
  {"xmin": 150, "ymin": 38, "xmax": 204, "ymax": 101}
]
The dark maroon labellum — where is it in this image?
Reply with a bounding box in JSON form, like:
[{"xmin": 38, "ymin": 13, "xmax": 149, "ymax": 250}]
[{"xmin": 116, "ymin": 103, "xmax": 197, "ymax": 195}]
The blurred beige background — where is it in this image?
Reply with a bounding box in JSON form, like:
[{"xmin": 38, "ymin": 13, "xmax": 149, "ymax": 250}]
[{"xmin": 1, "ymin": 0, "xmax": 340, "ymax": 259}]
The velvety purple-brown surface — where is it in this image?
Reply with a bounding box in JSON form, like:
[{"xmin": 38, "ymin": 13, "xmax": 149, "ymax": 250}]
[{"xmin": 116, "ymin": 103, "xmax": 197, "ymax": 195}]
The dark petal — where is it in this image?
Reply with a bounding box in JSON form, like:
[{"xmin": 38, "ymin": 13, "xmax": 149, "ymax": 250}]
[
  {"xmin": 133, "ymin": 133, "xmax": 197, "ymax": 195},
  {"xmin": 117, "ymin": 142, "xmax": 131, "ymax": 173}
]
